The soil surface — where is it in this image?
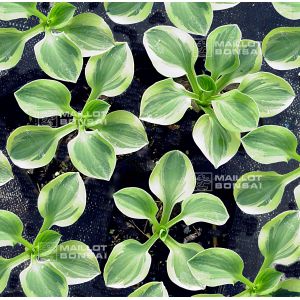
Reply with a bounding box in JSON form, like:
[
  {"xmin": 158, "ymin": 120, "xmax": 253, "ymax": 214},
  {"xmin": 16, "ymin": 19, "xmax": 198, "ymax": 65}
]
[{"xmin": 0, "ymin": 2, "xmax": 299, "ymax": 297}]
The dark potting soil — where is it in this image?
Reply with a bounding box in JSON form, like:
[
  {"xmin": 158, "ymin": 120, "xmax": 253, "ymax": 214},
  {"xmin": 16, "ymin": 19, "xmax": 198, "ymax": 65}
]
[{"xmin": 0, "ymin": 2, "xmax": 299, "ymax": 297}]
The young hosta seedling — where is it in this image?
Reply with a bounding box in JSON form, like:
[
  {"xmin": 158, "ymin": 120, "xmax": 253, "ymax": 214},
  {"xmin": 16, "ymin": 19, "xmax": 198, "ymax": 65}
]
[
  {"xmin": 0, "ymin": 2, "xmax": 115, "ymax": 82},
  {"xmin": 0, "ymin": 172, "xmax": 100, "ymax": 296},
  {"xmin": 104, "ymin": 2, "xmax": 238, "ymax": 36},
  {"xmin": 234, "ymin": 125, "xmax": 300, "ymax": 214},
  {"xmin": 0, "ymin": 151, "xmax": 13, "ymax": 187},
  {"xmin": 188, "ymin": 209, "xmax": 300, "ymax": 296},
  {"xmin": 7, "ymin": 45, "xmax": 147, "ymax": 180},
  {"xmin": 140, "ymin": 24, "xmax": 295, "ymax": 168},
  {"xmin": 104, "ymin": 150, "xmax": 229, "ymax": 290}
]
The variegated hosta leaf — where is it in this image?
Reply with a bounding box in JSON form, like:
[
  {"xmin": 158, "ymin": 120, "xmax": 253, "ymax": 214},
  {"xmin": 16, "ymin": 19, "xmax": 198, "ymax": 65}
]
[
  {"xmin": 82, "ymin": 100, "xmax": 110, "ymax": 128},
  {"xmin": 205, "ymin": 24, "xmax": 241, "ymax": 80},
  {"xmin": 68, "ymin": 130, "xmax": 116, "ymax": 180},
  {"xmin": 98, "ymin": 110, "xmax": 148, "ymax": 155},
  {"xmin": 0, "ymin": 257, "xmax": 12, "ymax": 293},
  {"xmin": 34, "ymin": 31, "xmax": 83, "ymax": 82},
  {"xmin": 113, "ymin": 187, "xmax": 158, "ymax": 222},
  {"xmin": 7, "ymin": 124, "xmax": 76, "ymax": 169},
  {"xmin": 143, "ymin": 25, "xmax": 198, "ymax": 77},
  {"xmin": 165, "ymin": 237, "xmax": 205, "ymax": 290},
  {"xmin": 210, "ymin": 2, "xmax": 239, "ymax": 10},
  {"xmin": 33, "ymin": 230, "xmax": 62, "ymax": 257},
  {"xmin": 129, "ymin": 281, "xmax": 168, "ymax": 297},
  {"xmin": 0, "ymin": 151, "xmax": 13, "ymax": 187},
  {"xmin": 47, "ymin": 240, "xmax": 100, "ymax": 285},
  {"xmin": 104, "ymin": 2, "xmax": 153, "ymax": 24},
  {"xmin": 104, "ymin": 239, "xmax": 151, "ymax": 288},
  {"xmin": 212, "ymin": 90, "xmax": 259, "ymax": 132},
  {"xmin": 294, "ymin": 185, "xmax": 300, "ymax": 209},
  {"xmin": 192, "ymin": 112, "xmax": 240, "ymax": 168},
  {"xmin": 272, "ymin": 2, "xmax": 300, "ymax": 20},
  {"xmin": 188, "ymin": 248, "xmax": 244, "ymax": 287},
  {"xmin": 0, "ymin": 210, "xmax": 23, "ymax": 247},
  {"xmin": 0, "ymin": 28, "xmax": 28, "ymax": 70},
  {"xmin": 180, "ymin": 193, "xmax": 229, "ymax": 226},
  {"xmin": 165, "ymin": 2, "xmax": 213, "ymax": 36},
  {"xmin": 47, "ymin": 2, "xmax": 75, "ymax": 29},
  {"xmin": 258, "ymin": 210, "xmax": 300, "ymax": 265},
  {"xmin": 234, "ymin": 171, "xmax": 286, "ymax": 214},
  {"xmin": 262, "ymin": 27, "xmax": 300, "ymax": 70},
  {"xmin": 149, "ymin": 150, "xmax": 196, "ymax": 212},
  {"xmin": 242, "ymin": 125, "xmax": 299, "ymax": 164},
  {"xmin": 0, "ymin": 3, "xmax": 37, "ymax": 20},
  {"xmin": 140, "ymin": 78, "xmax": 192, "ymax": 125},
  {"xmin": 197, "ymin": 75, "xmax": 216, "ymax": 95},
  {"xmin": 63, "ymin": 13, "xmax": 115, "ymax": 57},
  {"xmin": 219, "ymin": 39, "xmax": 262, "ymax": 85},
  {"xmin": 38, "ymin": 172, "xmax": 86, "ymax": 228},
  {"xmin": 238, "ymin": 72, "xmax": 295, "ymax": 117},
  {"xmin": 20, "ymin": 260, "xmax": 68, "ymax": 297},
  {"xmin": 254, "ymin": 268, "xmax": 283, "ymax": 296},
  {"xmin": 85, "ymin": 43, "xmax": 133, "ymax": 97},
  {"xmin": 14, "ymin": 79, "xmax": 72, "ymax": 118},
  {"xmin": 272, "ymin": 279, "xmax": 300, "ymax": 297}
]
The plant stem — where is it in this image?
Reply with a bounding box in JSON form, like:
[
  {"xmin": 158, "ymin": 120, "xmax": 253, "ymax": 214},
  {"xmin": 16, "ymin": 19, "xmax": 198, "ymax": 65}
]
[
  {"xmin": 8, "ymin": 251, "xmax": 31, "ymax": 269},
  {"xmin": 32, "ymin": 8, "xmax": 47, "ymax": 22},
  {"xmin": 187, "ymin": 68, "xmax": 201, "ymax": 95},
  {"xmin": 292, "ymin": 153, "xmax": 300, "ymax": 163},
  {"xmin": 283, "ymin": 166, "xmax": 300, "ymax": 184},
  {"xmin": 87, "ymin": 88, "xmax": 102, "ymax": 102},
  {"xmin": 17, "ymin": 237, "xmax": 33, "ymax": 250},
  {"xmin": 255, "ymin": 257, "xmax": 272, "ymax": 279},
  {"xmin": 160, "ymin": 204, "xmax": 174, "ymax": 225},
  {"xmin": 24, "ymin": 23, "xmax": 44, "ymax": 40},
  {"xmin": 215, "ymin": 75, "xmax": 230, "ymax": 94},
  {"xmin": 234, "ymin": 289, "xmax": 251, "ymax": 297},
  {"xmin": 143, "ymin": 233, "xmax": 159, "ymax": 251},
  {"xmin": 55, "ymin": 122, "xmax": 77, "ymax": 139},
  {"xmin": 166, "ymin": 213, "xmax": 183, "ymax": 229},
  {"xmin": 36, "ymin": 218, "xmax": 53, "ymax": 238},
  {"xmin": 238, "ymin": 274, "xmax": 254, "ymax": 288}
]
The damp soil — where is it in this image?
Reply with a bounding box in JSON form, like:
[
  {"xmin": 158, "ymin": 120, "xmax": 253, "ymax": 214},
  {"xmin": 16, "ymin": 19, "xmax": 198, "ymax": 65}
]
[{"xmin": 0, "ymin": 2, "xmax": 300, "ymax": 297}]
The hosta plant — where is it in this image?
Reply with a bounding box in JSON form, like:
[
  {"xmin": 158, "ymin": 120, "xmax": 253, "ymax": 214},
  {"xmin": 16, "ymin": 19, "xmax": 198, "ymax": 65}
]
[
  {"xmin": 188, "ymin": 208, "xmax": 300, "ymax": 296},
  {"xmin": 6, "ymin": 43, "xmax": 148, "ymax": 180},
  {"xmin": 0, "ymin": 151, "xmax": 13, "ymax": 187},
  {"xmin": 104, "ymin": 150, "xmax": 229, "ymax": 290},
  {"xmin": 140, "ymin": 24, "xmax": 295, "ymax": 168},
  {"xmin": 0, "ymin": 172, "xmax": 100, "ymax": 296},
  {"xmin": 104, "ymin": 2, "xmax": 238, "ymax": 35},
  {"xmin": 234, "ymin": 125, "xmax": 300, "ymax": 214},
  {"xmin": 0, "ymin": 2, "xmax": 116, "ymax": 82}
]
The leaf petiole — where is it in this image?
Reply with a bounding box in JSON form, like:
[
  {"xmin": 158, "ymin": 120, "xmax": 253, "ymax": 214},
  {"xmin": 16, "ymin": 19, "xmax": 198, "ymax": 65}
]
[
  {"xmin": 17, "ymin": 236, "xmax": 33, "ymax": 250},
  {"xmin": 283, "ymin": 166, "xmax": 300, "ymax": 184},
  {"xmin": 187, "ymin": 68, "xmax": 201, "ymax": 95},
  {"xmin": 24, "ymin": 23, "xmax": 45, "ymax": 40},
  {"xmin": 8, "ymin": 251, "xmax": 31, "ymax": 269},
  {"xmin": 143, "ymin": 233, "xmax": 159, "ymax": 251},
  {"xmin": 237, "ymin": 274, "xmax": 254, "ymax": 288},
  {"xmin": 32, "ymin": 8, "xmax": 47, "ymax": 22},
  {"xmin": 165, "ymin": 212, "xmax": 183, "ymax": 229}
]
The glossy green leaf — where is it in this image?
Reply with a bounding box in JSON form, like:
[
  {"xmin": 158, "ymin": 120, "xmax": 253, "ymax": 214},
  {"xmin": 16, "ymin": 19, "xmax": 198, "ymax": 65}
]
[
  {"xmin": 104, "ymin": 239, "xmax": 151, "ymax": 288},
  {"xmin": 192, "ymin": 112, "xmax": 240, "ymax": 168},
  {"xmin": 98, "ymin": 110, "xmax": 148, "ymax": 155},
  {"xmin": 205, "ymin": 24, "xmax": 241, "ymax": 80},
  {"xmin": 63, "ymin": 13, "xmax": 115, "ymax": 57},
  {"xmin": 0, "ymin": 151, "xmax": 13, "ymax": 187},
  {"xmin": 294, "ymin": 185, "xmax": 300, "ymax": 209},
  {"xmin": 262, "ymin": 27, "xmax": 300, "ymax": 70},
  {"xmin": 238, "ymin": 72, "xmax": 295, "ymax": 117},
  {"xmin": 0, "ymin": 2, "xmax": 37, "ymax": 20},
  {"xmin": 82, "ymin": 100, "xmax": 110, "ymax": 128},
  {"xmin": 20, "ymin": 260, "xmax": 68, "ymax": 297},
  {"xmin": 0, "ymin": 257, "xmax": 12, "ymax": 293},
  {"xmin": 212, "ymin": 90, "xmax": 259, "ymax": 132},
  {"xmin": 219, "ymin": 39, "xmax": 262, "ymax": 85},
  {"xmin": 104, "ymin": 2, "xmax": 153, "ymax": 24},
  {"xmin": 272, "ymin": 279, "xmax": 300, "ymax": 297},
  {"xmin": 180, "ymin": 193, "xmax": 229, "ymax": 226},
  {"xmin": 254, "ymin": 268, "xmax": 283, "ymax": 296},
  {"xmin": 211, "ymin": 3, "xmax": 239, "ymax": 10},
  {"xmin": 35, "ymin": 31, "xmax": 83, "ymax": 82},
  {"xmin": 7, "ymin": 124, "xmax": 76, "ymax": 169},
  {"xmin": 68, "ymin": 130, "xmax": 116, "ymax": 180},
  {"xmin": 188, "ymin": 248, "xmax": 244, "ymax": 287},
  {"xmin": 38, "ymin": 172, "xmax": 86, "ymax": 228},
  {"xmin": 242, "ymin": 125, "xmax": 299, "ymax": 164},
  {"xmin": 48, "ymin": 240, "xmax": 100, "ymax": 284},
  {"xmin": 47, "ymin": 2, "xmax": 75, "ymax": 29},
  {"xmin": 165, "ymin": 2, "xmax": 213, "ymax": 36},
  {"xmin": 113, "ymin": 187, "xmax": 158, "ymax": 222},
  {"xmin": 165, "ymin": 237, "xmax": 205, "ymax": 290},
  {"xmin": 234, "ymin": 171, "xmax": 286, "ymax": 214},
  {"xmin": 149, "ymin": 150, "xmax": 196, "ymax": 211},
  {"xmin": 197, "ymin": 74, "xmax": 216, "ymax": 97},
  {"xmin": 15, "ymin": 79, "xmax": 72, "ymax": 118},
  {"xmin": 258, "ymin": 210, "xmax": 300, "ymax": 265},
  {"xmin": 129, "ymin": 281, "xmax": 168, "ymax": 297},
  {"xmin": 0, "ymin": 210, "xmax": 23, "ymax": 247},
  {"xmin": 0, "ymin": 28, "xmax": 27, "ymax": 70},
  {"xmin": 143, "ymin": 25, "xmax": 198, "ymax": 77},
  {"xmin": 273, "ymin": 2, "xmax": 300, "ymax": 20},
  {"xmin": 140, "ymin": 78, "xmax": 192, "ymax": 125},
  {"xmin": 85, "ymin": 43, "xmax": 133, "ymax": 97},
  {"xmin": 33, "ymin": 230, "xmax": 61, "ymax": 257}
]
